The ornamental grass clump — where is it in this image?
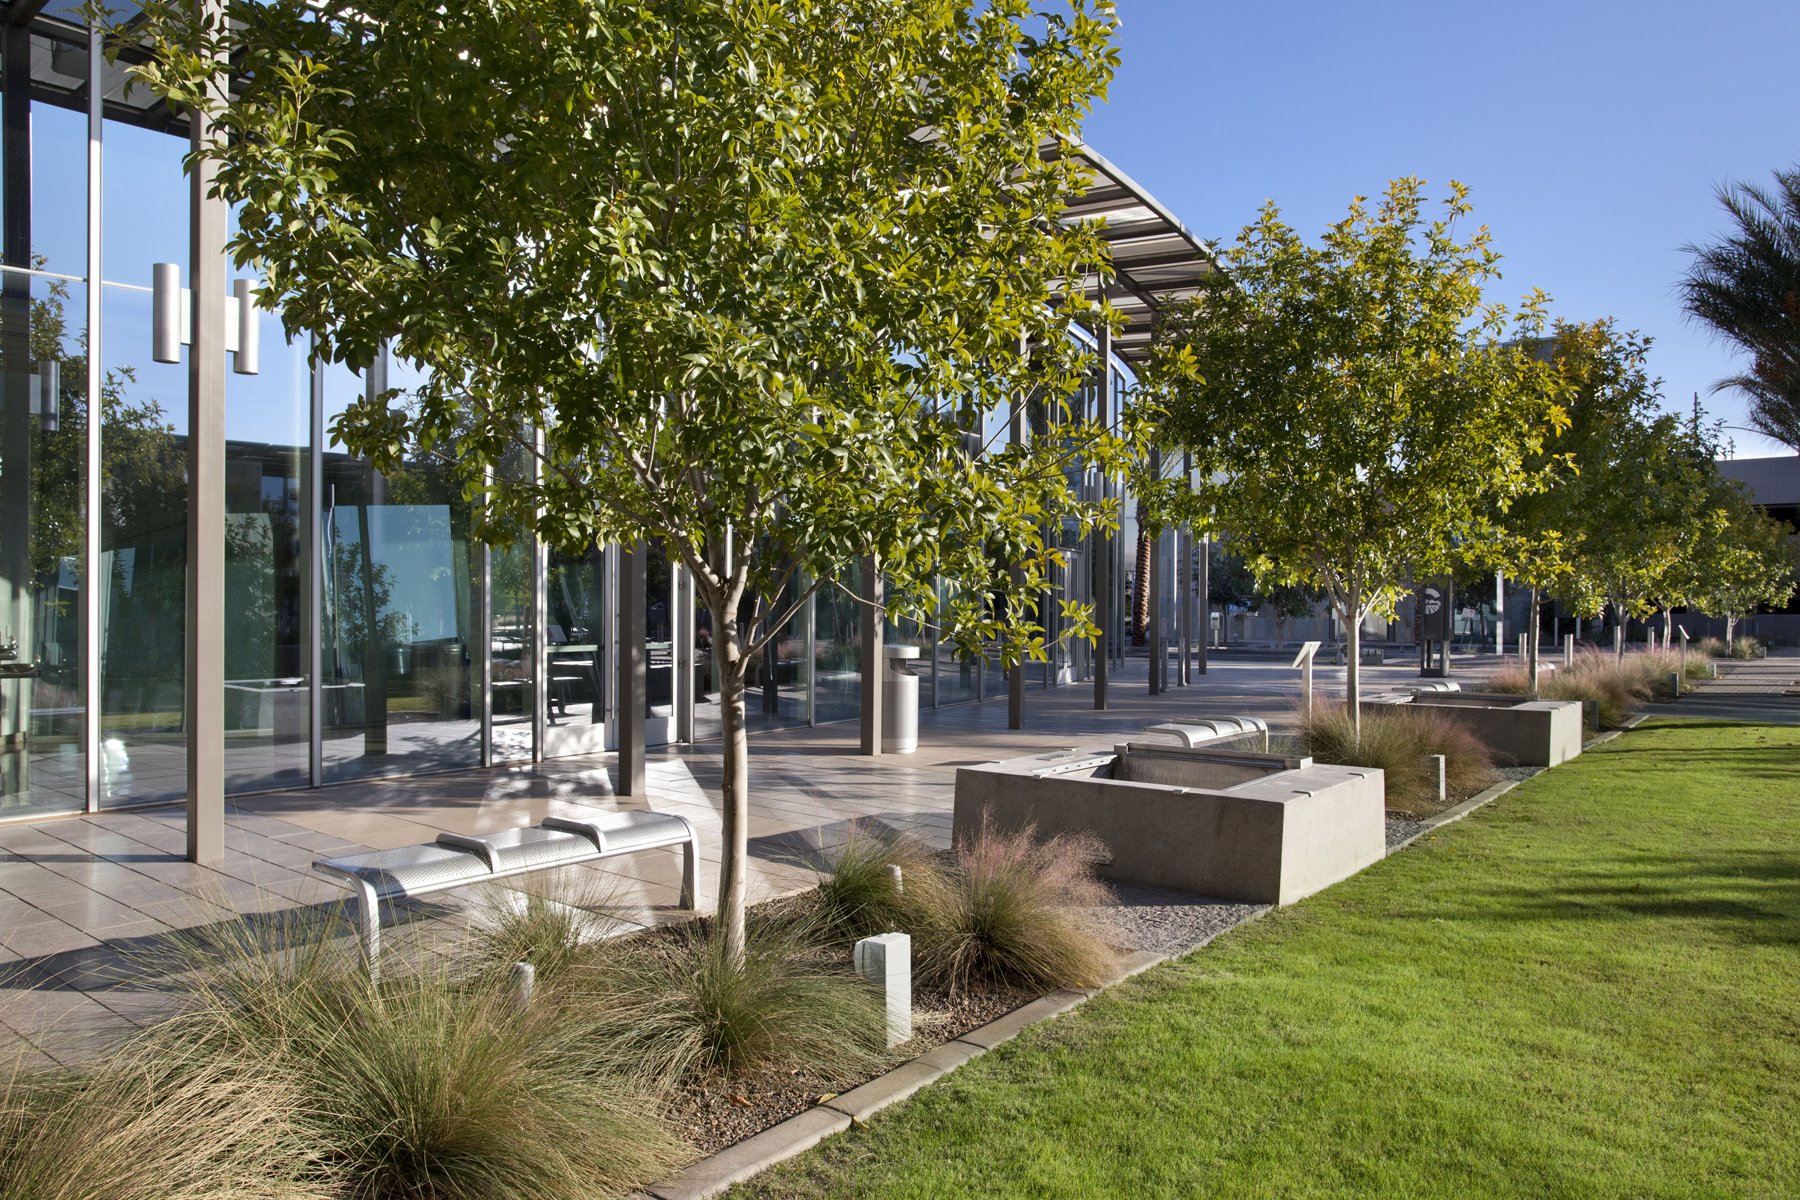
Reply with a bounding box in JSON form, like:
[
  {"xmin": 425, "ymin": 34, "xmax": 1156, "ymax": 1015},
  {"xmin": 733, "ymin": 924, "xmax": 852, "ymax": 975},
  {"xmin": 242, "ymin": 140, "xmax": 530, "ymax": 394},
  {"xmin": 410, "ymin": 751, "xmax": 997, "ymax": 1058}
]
[
  {"xmin": 151, "ymin": 913, "xmax": 683, "ymax": 1200},
  {"xmin": 1296, "ymin": 701, "xmax": 1497, "ymax": 818},
  {"xmin": 814, "ymin": 827, "xmax": 942, "ymax": 940},
  {"xmin": 570, "ymin": 916, "xmax": 888, "ymax": 1080},
  {"xmin": 1489, "ymin": 649, "xmax": 1648, "ymax": 728},
  {"xmin": 463, "ymin": 873, "xmax": 626, "ymax": 989},
  {"xmin": 914, "ymin": 817, "xmax": 1116, "ymax": 999},
  {"xmin": 0, "ymin": 1050, "xmax": 321, "ymax": 1200}
]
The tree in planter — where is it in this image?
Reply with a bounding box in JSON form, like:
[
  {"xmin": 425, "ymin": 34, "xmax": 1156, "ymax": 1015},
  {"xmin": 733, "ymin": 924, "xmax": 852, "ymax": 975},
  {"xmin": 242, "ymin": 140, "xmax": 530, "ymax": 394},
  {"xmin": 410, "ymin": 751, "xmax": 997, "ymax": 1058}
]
[
  {"xmin": 130, "ymin": 0, "xmax": 1126, "ymax": 961},
  {"xmin": 1136, "ymin": 179, "xmax": 1565, "ymax": 738}
]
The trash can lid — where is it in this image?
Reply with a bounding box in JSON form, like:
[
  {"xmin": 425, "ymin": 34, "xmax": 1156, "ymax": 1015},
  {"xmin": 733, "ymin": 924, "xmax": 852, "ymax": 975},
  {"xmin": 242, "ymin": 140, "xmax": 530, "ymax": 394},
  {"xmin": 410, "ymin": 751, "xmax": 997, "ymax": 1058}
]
[{"xmin": 883, "ymin": 645, "xmax": 921, "ymax": 660}]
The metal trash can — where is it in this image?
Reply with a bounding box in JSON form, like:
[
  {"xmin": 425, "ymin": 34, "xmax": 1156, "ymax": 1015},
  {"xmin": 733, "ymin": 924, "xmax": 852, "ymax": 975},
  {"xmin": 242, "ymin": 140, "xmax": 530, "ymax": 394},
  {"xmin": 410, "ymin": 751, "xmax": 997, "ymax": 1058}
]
[{"xmin": 882, "ymin": 645, "xmax": 921, "ymax": 753}]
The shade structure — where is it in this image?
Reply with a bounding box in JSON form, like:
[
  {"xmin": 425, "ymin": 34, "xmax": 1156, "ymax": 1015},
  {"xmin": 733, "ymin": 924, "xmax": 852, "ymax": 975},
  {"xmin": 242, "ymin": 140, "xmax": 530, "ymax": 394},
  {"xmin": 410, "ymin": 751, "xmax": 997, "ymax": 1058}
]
[{"xmin": 1054, "ymin": 142, "xmax": 1225, "ymax": 367}]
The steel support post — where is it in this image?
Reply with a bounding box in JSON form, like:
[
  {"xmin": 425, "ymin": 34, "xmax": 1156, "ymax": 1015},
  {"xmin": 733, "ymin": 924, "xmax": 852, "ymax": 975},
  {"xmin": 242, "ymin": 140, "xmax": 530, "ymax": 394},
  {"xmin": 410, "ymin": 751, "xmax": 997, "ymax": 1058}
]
[
  {"xmin": 616, "ymin": 541, "xmax": 646, "ymax": 796},
  {"xmin": 858, "ymin": 555, "xmax": 883, "ymax": 754},
  {"xmin": 185, "ymin": 0, "xmax": 227, "ymax": 863}
]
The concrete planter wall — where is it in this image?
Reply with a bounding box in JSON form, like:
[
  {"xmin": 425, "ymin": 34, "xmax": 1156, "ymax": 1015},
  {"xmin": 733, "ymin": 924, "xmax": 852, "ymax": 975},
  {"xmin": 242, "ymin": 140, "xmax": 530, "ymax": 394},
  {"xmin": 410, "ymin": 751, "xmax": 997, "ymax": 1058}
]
[
  {"xmin": 953, "ymin": 743, "xmax": 1385, "ymax": 906},
  {"xmin": 1374, "ymin": 691, "xmax": 1584, "ymax": 767}
]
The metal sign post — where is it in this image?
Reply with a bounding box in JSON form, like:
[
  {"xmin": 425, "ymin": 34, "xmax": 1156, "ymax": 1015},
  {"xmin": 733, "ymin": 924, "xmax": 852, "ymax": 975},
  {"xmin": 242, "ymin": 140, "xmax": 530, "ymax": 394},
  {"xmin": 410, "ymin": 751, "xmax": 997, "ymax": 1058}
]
[{"xmin": 1292, "ymin": 640, "xmax": 1322, "ymax": 720}]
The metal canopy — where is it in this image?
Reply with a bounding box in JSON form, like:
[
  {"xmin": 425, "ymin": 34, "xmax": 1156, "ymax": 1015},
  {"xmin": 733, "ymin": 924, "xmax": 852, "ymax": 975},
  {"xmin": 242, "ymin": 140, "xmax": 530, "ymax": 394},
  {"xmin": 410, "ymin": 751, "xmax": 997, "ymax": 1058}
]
[
  {"xmin": 8, "ymin": 2, "xmax": 189, "ymax": 136},
  {"xmin": 1055, "ymin": 142, "xmax": 1224, "ymax": 367}
]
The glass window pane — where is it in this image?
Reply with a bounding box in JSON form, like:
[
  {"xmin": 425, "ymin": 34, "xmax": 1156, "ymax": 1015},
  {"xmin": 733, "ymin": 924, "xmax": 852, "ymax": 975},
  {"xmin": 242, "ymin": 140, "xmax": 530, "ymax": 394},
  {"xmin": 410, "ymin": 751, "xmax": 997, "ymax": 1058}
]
[
  {"xmin": 320, "ymin": 359, "xmax": 478, "ymax": 782},
  {"xmin": 224, "ymin": 294, "xmax": 310, "ymax": 793},
  {"xmin": 813, "ymin": 563, "xmax": 862, "ymax": 725},
  {"xmin": 99, "ymin": 282, "xmax": 188, "ymax": 807},
  {"xmin": 544, "ymin": 543, "xmax": 606, "ymax": 757},
  {"xmin": 0, "ymin": 270, "xmax": 86, "ymax": 817}
]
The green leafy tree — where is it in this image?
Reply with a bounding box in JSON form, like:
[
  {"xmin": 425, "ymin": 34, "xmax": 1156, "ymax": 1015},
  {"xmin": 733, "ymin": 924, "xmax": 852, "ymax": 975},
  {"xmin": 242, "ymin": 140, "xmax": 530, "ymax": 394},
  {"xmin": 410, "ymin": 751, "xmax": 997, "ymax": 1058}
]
[
  {"xmin": 1137, "ymin": 179, "xmax": 1565, "ymax": 737},
  {"xmin": 1680, "ymin": 166, "xmax": 1800, "ymax": 449},
  {"xmin": 130, "ymin": 0, "xmax": 1124, "ymax": 960},
  {"xmin": 1677, "ymin": 479, "xmax": 1796, "ymax": 646},
  {"xmin": 1259, "ymin": 581, "xmax": 1321, "ymax": 648},
  {"xmin": 1205, "ymin": 544, "xmax": 1257, "ymax": 647}
]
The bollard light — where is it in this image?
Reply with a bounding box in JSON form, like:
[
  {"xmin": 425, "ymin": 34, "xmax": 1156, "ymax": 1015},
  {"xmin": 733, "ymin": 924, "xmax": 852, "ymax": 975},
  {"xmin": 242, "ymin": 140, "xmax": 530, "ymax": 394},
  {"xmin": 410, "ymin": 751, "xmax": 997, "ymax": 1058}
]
[
  {"xmin": 1427, "ymin": 754, "xmax": 1446, "ymax": 805},
  {"xmin": 853, "ymin": 932, "xmax": 912, "ymax": 1048},
  {"xmin": 509, "ymin": 961, "xmax": 536, "ymax": 1013}
]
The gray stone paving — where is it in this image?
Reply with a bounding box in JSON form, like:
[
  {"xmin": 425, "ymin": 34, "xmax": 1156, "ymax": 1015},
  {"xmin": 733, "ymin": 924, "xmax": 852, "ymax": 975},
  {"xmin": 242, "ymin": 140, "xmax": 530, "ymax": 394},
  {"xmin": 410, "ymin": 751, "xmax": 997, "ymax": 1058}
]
[{"xmin": 0, "ymin": 650, "xmax": 1518, "ymax": 1069}]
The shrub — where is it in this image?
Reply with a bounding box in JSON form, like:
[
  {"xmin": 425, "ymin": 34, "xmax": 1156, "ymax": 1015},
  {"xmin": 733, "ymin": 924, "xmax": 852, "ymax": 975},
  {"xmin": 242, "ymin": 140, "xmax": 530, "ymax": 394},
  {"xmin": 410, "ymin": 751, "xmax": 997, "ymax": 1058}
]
[
  {"xmin": 1731, "ymin": 635, "xmax": 1766, "ymax": 659},
  {"xmin": 1694, "ymin": 636, "xmax": 1728, "ymax": 659},
  {"xmin": 913, "ymin": 817, "xmax": 1117, "ymax": 999},
  {"xmin": 1298, "ymin": 702, "xmax": 1497, "ymax": 818},
  {"xmin": 1488, "ymin": 648, "xmax": 1649, "ymax": 728},
  {"xmin": 570, "ymin": 916, "xmax": 889, "ymax": 1079},
  {"xmin": 0, "ymin": 1050, "xmax": 321, "ymax": 1200},
  {"xmin": 814, "ymin": 827, "xmax": 941, "ymax": 940},
  {"xmin": 153, "ymin": 914, "xmax": 683, "ymax": 1200}
]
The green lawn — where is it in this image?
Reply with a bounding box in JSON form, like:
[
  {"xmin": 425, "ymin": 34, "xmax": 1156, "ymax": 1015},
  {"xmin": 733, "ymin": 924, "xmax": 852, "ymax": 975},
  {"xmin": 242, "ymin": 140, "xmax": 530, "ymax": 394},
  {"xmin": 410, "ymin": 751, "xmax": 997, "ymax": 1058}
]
[{"xmin": 736, "ymin": 720, "xmax": 1800, "ymax": 1199}]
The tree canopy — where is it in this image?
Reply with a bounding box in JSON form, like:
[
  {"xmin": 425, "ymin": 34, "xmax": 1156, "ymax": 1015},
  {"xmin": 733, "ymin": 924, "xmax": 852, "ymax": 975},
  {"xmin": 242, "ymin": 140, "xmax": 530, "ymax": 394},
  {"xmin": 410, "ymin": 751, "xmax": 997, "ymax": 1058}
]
[
  {"xmin": 128, "ymin": 0, "xmax": 1126, "ymax": 958},
  {"xmin": 1138, "ymin": 178, "xmax": 1565, "ymax": 733}
]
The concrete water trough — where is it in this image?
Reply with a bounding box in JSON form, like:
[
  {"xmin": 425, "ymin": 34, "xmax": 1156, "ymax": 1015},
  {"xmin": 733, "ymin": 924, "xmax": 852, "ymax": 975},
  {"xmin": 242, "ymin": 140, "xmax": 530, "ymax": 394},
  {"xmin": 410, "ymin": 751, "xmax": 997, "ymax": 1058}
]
[
  {"xmin": 953, "ymin": 741, "xmax": 1385, "ymax": 906},
  {"xmin": 1369, "ymin": 690, "xmax": 1584, "ymax": 768}
]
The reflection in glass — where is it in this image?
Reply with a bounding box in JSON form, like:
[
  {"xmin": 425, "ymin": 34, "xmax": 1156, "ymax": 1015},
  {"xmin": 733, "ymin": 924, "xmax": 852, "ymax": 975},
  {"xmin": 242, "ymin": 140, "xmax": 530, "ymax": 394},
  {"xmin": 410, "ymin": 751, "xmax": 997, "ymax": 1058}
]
[
  {"xmin": 543, "ymin": 543, "xmax": 606, "ymax": 756},
  {"xmin": 644, "ymin": 545, "xmax": 675, "ymax": 746},
  {"xmin": 320, "ymin": 360, "xmax": 478, "ymax": 781},
  {"xmin": 224, "ymin": 296, "xmax": 310, "ymax": 793},
  {"xmin": 813, "ymin": 563, "xmax": 862, "ymax": 725},
  {"xmin": 0, "ymin": 271, "xmax": 86, "ymax": 816},
  {"xmin": 489, "ymin": 536, "xmax": 534, "ymax": 763},
  {"xmin": 99, "ymin": 283, "xmax": 189, "ymax": 807}
]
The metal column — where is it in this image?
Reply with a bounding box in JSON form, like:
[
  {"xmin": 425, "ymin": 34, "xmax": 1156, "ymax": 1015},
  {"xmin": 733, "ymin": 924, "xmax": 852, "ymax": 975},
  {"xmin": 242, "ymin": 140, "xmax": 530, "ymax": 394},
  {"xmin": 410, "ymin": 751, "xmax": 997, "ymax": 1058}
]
[
  {"xmin": 1092, "ymin": 326, "xmax": 1110, "ymax": 711},
  {"xmin": 1147, "ymin": 448, "xmax": 1163, "ymax": 697},
  {"xmin": 82, "ymin": 25, "xmax": 104, "ymax": 809},
  {"xmin": 616, "ymin": 541, "xmax": 646, "ymax": 796},
  {"xmin": 185, "ymin": 0, "xmax": 227, "ymax": 863},
  {"xmin": 1007, "ymin": 376, "xmax": 1026, "ymax": 730},
  {"xmin": 857, "ymin": 555, "xmax": 883, "ymax": 754}
]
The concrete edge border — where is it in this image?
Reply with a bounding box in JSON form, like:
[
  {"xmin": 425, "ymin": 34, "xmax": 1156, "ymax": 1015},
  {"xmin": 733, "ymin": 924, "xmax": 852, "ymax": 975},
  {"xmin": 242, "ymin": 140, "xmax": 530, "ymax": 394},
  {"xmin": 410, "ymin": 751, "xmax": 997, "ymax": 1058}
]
[{"xmin": 641, "ymin": 911, "xmax": 1273, "ymax": 1199}]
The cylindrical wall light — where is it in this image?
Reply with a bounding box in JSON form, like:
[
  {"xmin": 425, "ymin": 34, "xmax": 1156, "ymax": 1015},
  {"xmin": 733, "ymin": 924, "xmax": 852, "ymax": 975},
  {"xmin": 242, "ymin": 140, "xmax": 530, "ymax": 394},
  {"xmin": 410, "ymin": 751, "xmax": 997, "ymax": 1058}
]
[
  {"xmin": 29, "ymin": 359, "xmax": 59, "ymax": 433},
  {"xmin": 152, "ymin": 262, "xmax": 182, "ymax": 363},
  {"xmin": 365, "ymin": 344, "xmax": 388, "ymax": 402},
  {"xmin": 233, "ymin": 278, "xmax": 259, "ymax": 375}
]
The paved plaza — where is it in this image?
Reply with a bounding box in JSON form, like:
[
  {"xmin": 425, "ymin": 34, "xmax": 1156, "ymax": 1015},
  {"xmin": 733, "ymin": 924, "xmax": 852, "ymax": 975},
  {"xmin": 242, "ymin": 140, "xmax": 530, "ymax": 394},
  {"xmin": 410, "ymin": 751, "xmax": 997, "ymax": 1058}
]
[{"xmin": 4, "ymin": 650, "xmax": 1795, "ymax": 1071}]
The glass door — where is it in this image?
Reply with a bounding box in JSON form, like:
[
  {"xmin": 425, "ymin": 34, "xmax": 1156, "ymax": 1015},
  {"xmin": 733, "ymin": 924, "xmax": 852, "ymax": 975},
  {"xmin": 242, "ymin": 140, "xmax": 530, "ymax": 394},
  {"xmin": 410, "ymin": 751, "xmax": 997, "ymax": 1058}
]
[{"xmin": 542, "ymin": 543, "xmax": 608, "ymax": 757}]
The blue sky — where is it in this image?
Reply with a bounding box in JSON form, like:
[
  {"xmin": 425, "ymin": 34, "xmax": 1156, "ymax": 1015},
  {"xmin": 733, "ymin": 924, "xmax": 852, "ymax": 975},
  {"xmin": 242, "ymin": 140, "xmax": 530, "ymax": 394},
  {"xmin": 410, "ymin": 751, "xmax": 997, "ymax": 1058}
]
[{"xmin": 1081, "ymin": 1, "xmax": 1800, "ymax": 458}]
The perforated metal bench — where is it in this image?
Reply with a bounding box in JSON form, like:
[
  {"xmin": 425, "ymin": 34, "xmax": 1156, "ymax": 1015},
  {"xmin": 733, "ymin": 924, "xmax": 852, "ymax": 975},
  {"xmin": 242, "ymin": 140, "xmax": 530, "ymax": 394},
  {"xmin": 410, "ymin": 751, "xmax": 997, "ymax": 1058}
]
[{"xmin": 314, "ymin": 809, "xmax": 698, "ymax": 968}]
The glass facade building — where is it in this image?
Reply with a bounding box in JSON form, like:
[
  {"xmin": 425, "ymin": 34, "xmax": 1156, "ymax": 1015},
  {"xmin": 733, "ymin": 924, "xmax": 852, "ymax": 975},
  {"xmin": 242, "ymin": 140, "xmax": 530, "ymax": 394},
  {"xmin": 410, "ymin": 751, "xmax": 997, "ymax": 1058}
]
[{"xmin": 0, "ymin": 9, "xmax": 1175, "ymax": 830}]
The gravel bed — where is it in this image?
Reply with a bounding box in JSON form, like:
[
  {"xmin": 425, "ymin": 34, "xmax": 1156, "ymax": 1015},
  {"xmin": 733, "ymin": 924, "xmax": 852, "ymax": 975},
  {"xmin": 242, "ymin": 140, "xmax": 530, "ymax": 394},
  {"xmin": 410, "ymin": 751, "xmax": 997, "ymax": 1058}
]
[
  {"xmin": 1385, "ymin": 816, "xmax": 1430, "ymax": 848},
  {"xmin": 1079, "ymin": 882, "xmax": 1268, "ymax": 956},
  {"xmin": 672, "ymin": 983, "xmax": 1033, "ymax": 1157},
  {"xmin": 1497, "ymin": 765, "xmax": 1541, "ymax": 782}
]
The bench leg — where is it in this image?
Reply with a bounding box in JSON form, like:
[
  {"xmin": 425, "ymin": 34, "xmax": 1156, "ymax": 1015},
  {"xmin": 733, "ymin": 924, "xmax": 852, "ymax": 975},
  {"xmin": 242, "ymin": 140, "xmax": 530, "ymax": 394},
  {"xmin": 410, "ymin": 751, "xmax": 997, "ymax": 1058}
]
[
  {"xmin": 679, "ymin": 834, "xmax": 698, "ymax": 911},
  {"xmin": 350, "ymin": 878, "xmax": 382, "ymax": 978}
]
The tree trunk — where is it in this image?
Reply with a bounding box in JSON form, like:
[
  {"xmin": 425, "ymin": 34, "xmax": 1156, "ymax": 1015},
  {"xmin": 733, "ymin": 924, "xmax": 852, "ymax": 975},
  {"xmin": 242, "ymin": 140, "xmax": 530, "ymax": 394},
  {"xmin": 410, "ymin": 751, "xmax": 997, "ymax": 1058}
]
[
  {"xmin": 1725, "ymin": 614, "xmax": 1738, "ymax": 645},
  {"xmin": 1343, "ymin": 591, "xmax": 1362, "ymax": 744},
  {"xmin": 713, "ymin": 611, "xmax": 750, "ymax": 966},
  {"xmin": 1526, "ymin": 586, "xmax": 1541, "ymax": 691},
  {"xmin": 1132, "ymin": 522, "xmax": 1151, "ymax": 645},
  {"xmin": 1613, "ymin": 599, "xmax": 1627, "ymax": 661}
]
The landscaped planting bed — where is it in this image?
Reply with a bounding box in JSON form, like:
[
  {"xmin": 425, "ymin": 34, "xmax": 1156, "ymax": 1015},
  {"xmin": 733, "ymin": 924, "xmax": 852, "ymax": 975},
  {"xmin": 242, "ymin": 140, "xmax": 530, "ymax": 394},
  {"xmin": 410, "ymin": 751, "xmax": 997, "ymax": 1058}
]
[
  {"xmin": 0, "ymin": 821, "xmax": 1174, "ymax": 1199},
  {"xmin": 729, "ymin": 719, "xmax": 1800, "ymax": 1199}
]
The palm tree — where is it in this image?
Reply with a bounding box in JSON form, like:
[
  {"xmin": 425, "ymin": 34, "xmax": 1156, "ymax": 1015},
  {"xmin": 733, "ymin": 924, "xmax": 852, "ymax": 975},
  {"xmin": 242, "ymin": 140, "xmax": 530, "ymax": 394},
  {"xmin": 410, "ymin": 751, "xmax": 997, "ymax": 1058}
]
[{"xmin": 1680, "ymin": 166, "xmax": 1800, "ymax": 450}]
